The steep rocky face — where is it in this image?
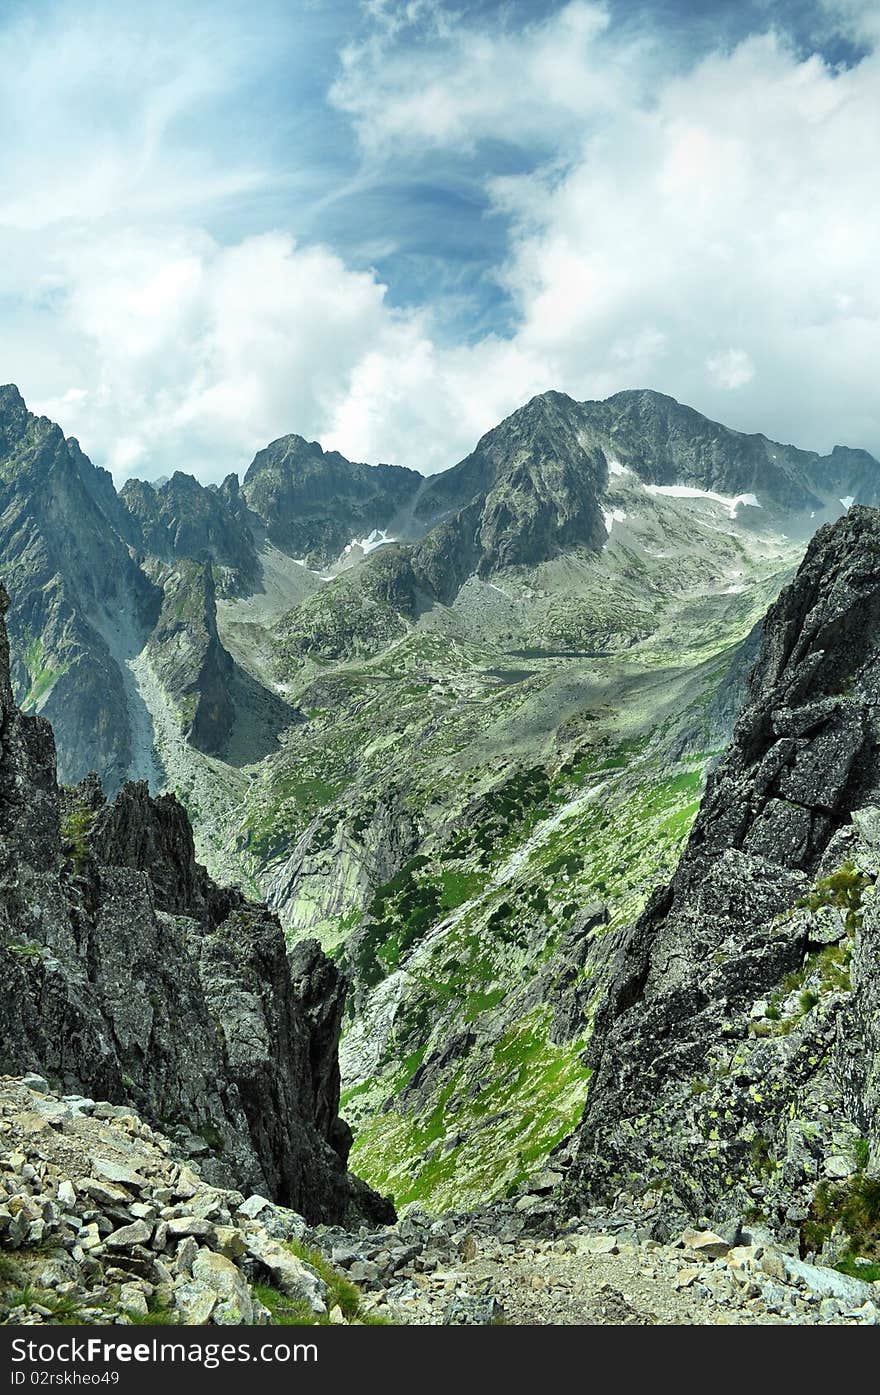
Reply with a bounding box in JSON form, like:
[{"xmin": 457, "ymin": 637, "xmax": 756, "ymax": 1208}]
[
  {"xmin": 121, "ymin": 471, "xmax": 260, "ymax": 595},
  {"xmin": 412, "ymin": 392, "xmax": 609, "ymax": 589},
  {"xmin": 242, "ymin": 434, "xmax": 421, "ymax": 566},
  {"xmin": 0, "ymin": 584, "xmax": 391, "ymax": 1225},
  {"xmin": 0, "ymin": 385, "xmax": 158, "ymax": 789},
  {"xmin": 414, "ymin": 389, "xmax": 880, "ymax": 598},
  {"xmin": 146, "ymin": 560, "xmax": 236, "ymax": 755},
  {"xmin": 568, "ymin": 507, "xmax": 880, "ymax": 1238},
  {"xmin": 573, "ymin": 388, "xmax": 880, "ymax": 514}
]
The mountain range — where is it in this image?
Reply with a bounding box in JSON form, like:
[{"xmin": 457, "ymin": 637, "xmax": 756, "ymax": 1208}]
[{"xmin": 3, "ymin": 378, "xmax": 880, "ymax": 1249}]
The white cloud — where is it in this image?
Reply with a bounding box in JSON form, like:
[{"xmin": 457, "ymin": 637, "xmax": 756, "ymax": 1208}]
[
  {"xmin": 331, "ymin": 2, "xmax": 652, "ymax": 153},
  {"xmin": 3, "ymin": 1, "xmax": 880, "ymax": 484},
  {"xmin": 706, "ymin": 349, "xmax": 755, "ymax": 391}
]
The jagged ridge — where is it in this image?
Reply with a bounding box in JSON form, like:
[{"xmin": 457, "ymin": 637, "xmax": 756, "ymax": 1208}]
[{"xmin": 0, "ymin": 582, "xmax": 392, "ymax": 1226}]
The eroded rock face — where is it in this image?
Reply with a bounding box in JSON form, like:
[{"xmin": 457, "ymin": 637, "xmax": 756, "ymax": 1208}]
[
  {"xmin": 0, "ymin": 585, "xmax": 392, "ymax": 1225},
  {"xmin": 569, "ymin": 508, "xmax": 880, "ymax": 1225},
  {"xmin": 0, "ymin": 386, "xmax": 158, "ymax": 789},
  {"xmin": 242, "ymin": 434, "xmax": 421, "ymax": 567},
  {"xmin": 146, "ymin": 560, "xmax": 236, "ymax": 756}
]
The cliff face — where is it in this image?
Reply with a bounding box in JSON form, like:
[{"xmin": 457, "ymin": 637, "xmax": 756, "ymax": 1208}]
[
  {"xmin": 242, "ymin": 434, "xmax": 421, "ymax": 566},
  {"xmin": 0, "ymin": 386, "xmax": 158, "ymax": 789},
  {"xmin": 0, "ymin": 584, "xmax": 391, "ymax": 1226},
  {"xmin": 568, "ymin": 507, "xmax": 880, "ymax": 1240}
]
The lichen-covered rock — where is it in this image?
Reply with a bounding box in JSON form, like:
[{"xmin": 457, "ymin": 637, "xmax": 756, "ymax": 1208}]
[{"xmin": 569, "ymin": 507, "xmax": 880, "ymax": 1229}]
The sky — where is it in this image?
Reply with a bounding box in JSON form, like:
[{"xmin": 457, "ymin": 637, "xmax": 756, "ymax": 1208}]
[{"xmin": 0, "ymin": 0, "xmax": 878, "ymax": 481}]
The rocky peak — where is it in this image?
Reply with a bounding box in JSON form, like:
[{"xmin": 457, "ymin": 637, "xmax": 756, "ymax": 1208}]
[
  {"xmin": 121, "ymin": 470, "xmax": 259, "ymax": 593},
  {"xmin": 568, "ymin": 506, "xmax": 880, "ymax": 1228},
  {"xmin": 242, "ymin": 434, "xmax": 421, "ymax": 565},
  {"xmin": 410, "ymin": 391, "xmax": 609, "ymax": 593},
  {"xmin": 0, "ymin": 581, "xmax": 391, "ymax": 1224}
]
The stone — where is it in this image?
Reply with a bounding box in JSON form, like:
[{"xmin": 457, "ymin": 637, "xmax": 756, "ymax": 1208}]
[
  {"xmin": 246, "ymin": 1232, "xmax": 327, "ymax": 1314},
  {"xmin": 681, "ymin": 1229, "xmax": 730, "ymax": 1260},
  {"xmin": 173, "ymin": 1279, "xmax": 217, "ymax": 1325},
  {"xmin": 782, "ymin": 1256, "xmax": 877, "ymax": 1305},
  {"xmin": 93, "ymin": 1158, "xmax": 148, "ymax": 1189},
  {"xmin": 528, "ymin": 1171, "xmax": 563, "ymax": 1194},
  {"xmin": 20, "ymin": 1075, "xmax": 49, "ymax": 1094},
  {"xmin": 443, "ymin": 1295, "xmax": 505, "ymax": 1325},
  {"xmin": 166, "ymin": 1217, "xmax": 215, "ymax": 1240},
  {"xmin": 120, "ymin": 1284, "xmax": 149, "ymax": 1318},
  {"xmin": 192, "ymin": 1248, "xmax": 254, "ymax": 1325},
  {"xmin": 105, "ymin": 1220, "xmax": 152, "ymax": 1249},
  {"xmin": 78, "ymin": 1178, "xmax": 130, "ymax": 1207},
  {"xmin": 173, "ymin": 1167, "xmax": 201, "ymax": 1201},
  {"xmin": 823, "ymin": 1155, "xmax": 855, "ymax": 1180},
  {"xmin": 63, "ymin": 1096, "xmax": 96, "ymax": 1114},
  {"xmin": 571, "ymin": 1234, "xmax": 618, "ymax": 1255},
  {"xmin": 57, "ymin": 1180, "xmax": 77, "ymax": 1209},
  {"xmin": 238, "ymin": 1194, "xmax": 271, "ymax": 1220},
  {"xmin": 212, "ymin": 1225, "xmax": 247, "ymax": 1260},
  {"xmin": 175, "ymin": 1237, "xmax": 199, "ymax": 1276}
]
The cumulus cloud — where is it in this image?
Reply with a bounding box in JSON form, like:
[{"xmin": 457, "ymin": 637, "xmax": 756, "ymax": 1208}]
[
  {"xmin": 707, "ymin": 350, "xmax": 755, "ymax": 391},
  {"xmin": 2, "ymin": 1, "xmax": 880, "ymax": 481},
  {"xmin": 328, "ymin": 14, "xmax": 880, "ymax": 461}
]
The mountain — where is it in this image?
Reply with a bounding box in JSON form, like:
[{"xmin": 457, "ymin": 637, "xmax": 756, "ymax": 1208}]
[
  {"xmin": 4, "ymin": 378, "xmax": 880, "ymax": 1221},
  {"xmin": 0, "ymin": 580, "xmax": 391, "ymax": 1225},
  {"xmin": 0, "ymin": 385, "xmax": 159, "ymax": 789},
  {"xmin": 568, "ymin": 506, "xmax": 880, "ymax": 1250},
  {"xmin": 241, "ymin": 434, "xmax": 422, "ymax": 567},
  {"xmin": 408, "ymin": 387, "xmax": 880, "ymax": 599},
  {"xmin": 121, "ymin": 470, "xmax": 260, "ymax": 594}
]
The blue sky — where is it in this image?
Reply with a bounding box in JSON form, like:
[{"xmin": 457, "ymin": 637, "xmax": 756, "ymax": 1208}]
[{"xmin": 0, "ymin": 0, "xmax": 878, "ymax": 478}]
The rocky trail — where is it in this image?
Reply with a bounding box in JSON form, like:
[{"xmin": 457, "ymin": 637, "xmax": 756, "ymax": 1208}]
[{"xmin": 4, "ymin": 1075, "xmax": 879, "ymax": 1329}]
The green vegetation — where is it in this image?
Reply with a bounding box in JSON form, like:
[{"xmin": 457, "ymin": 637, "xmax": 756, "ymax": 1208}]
[
  {"xmin": 348, "ymin": 1007, "xmax": 590, "ymax": 1212},
  {"xmin": 20, "ymin": 634, "xmax": 68, "ymax": 712},
  {"xmin": 800, "ymin": 862, "xmax": 872, "ymax": 935},
  {"xmin": 60, "ymin": 804, "xmax": 95, "ymax": 871},
  {"xmin": 254, "ymin": 1244, "xmax": 391, "ymax": 1326},
  {"xmin": 802, "ymin": 1175, "xmax": 880, "ymax": 1268}
]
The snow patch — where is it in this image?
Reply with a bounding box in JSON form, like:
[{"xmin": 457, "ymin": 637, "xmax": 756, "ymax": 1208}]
[
  {"xmin": 602, "ymin": 507, "xmax": 627, "ymax": 537},
  {"xmin": 608, "ymin": 459, "xmax": 631, "ymax": 477},
  {"xmin": 643, "ymin": 483, "xmax": 762, "ymax": 520},
  {"xmin": 343, "ymin": 529, "xmax": 395, "ymax": 557}
]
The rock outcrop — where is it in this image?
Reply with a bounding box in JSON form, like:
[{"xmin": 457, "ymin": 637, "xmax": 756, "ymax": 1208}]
[
  {"xmin": 242, "ymin": 434, "xmax": 421, "ymax": 567},
  {"xmin": 0, "ymin": 583, "xmax": 392, "ymax": 1226},
  {"xmin": 145, "ymin": 560, "xmax": 237, "ymax": 755},
  {"xmin": 568, "ymin": 507, "xmax": 880, "ymax": 1244},
  {"xmin": 0, "ymin": 385, "xmax": 159, "ymax": 789}
]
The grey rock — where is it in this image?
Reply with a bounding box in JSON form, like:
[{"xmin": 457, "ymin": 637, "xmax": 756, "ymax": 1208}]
[
  {"xmin": 443, "ymin": 1294, "xmax": 505, "ymax": 1325},
  {"xmin": 105, "ymin": 1220, "xmax": 152, "ymax": 1249}
]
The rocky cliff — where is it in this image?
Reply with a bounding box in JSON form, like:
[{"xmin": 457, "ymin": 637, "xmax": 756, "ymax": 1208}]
[
  {"xmin": 568, "ymin": 506, "xmax": 880, "ymax": 1255},
  {"xmin": 0, "ymin": 582, "xmax": 391, "ymax": 1226},
  {"xmin": 0, "ymin": 385, "xmax": 158, "ymax": 789},
  {"xmin": 242, "ymin": 434, "xmax": 421, "ymax": 566},
  {"xmin": 121, "ymin": 471, "xmax": 260, "ymax": 596}
]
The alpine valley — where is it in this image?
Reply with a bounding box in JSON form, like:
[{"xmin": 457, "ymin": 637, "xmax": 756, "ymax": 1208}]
[{"xmin": 3, "ymin": 380, "xmax": 880, "ymax": 1326}]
